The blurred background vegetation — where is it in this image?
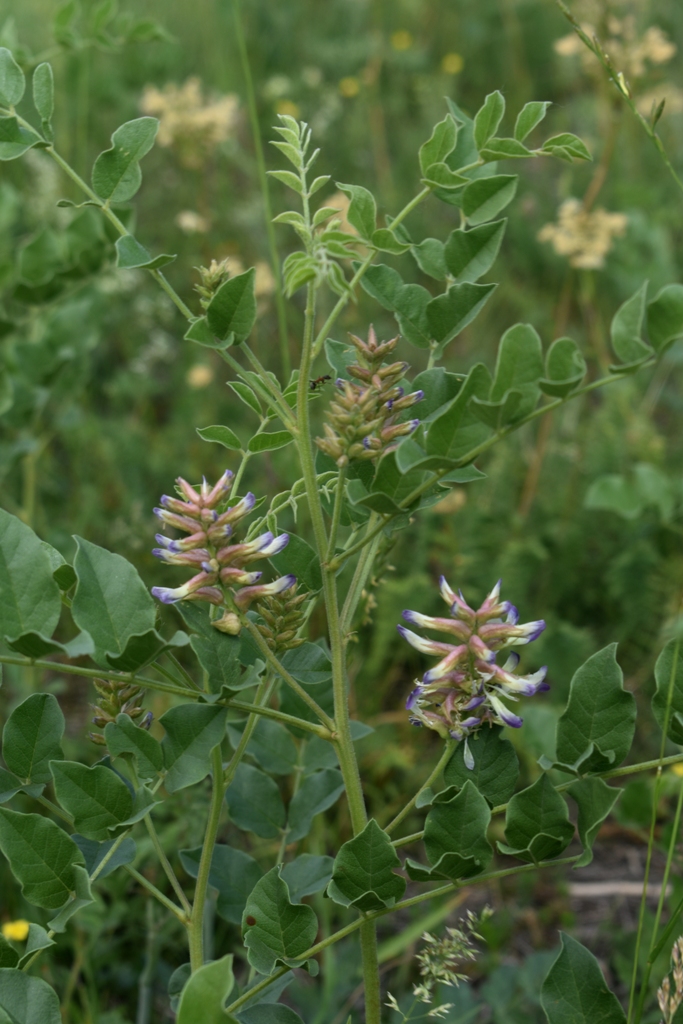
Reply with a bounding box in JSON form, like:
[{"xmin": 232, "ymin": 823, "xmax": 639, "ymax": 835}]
[{"xmin": 1, "ymin": 0, "xmax": 683, "ymax": 1020}]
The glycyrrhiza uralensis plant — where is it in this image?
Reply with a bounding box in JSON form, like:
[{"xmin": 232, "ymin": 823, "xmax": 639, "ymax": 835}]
[{"xmin": 1, "ymin": 33, "xmax": 683, "ymax": 1024}]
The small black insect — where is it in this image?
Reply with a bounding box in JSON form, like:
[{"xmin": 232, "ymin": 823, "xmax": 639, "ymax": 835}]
[{"xmin": 309, "ymin": 374, "xmax": 331, "ymax": 391}]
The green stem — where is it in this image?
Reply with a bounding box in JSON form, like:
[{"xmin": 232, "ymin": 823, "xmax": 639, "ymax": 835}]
[
  {"xmin": 0, "ymin": 655, "xmax": 196, "ymax": 700},
  {"xmin": 311, "ymin": 186, "xmax": 432, "ymax": 360},
  {"xmin": 384, "ymin": 740, "xmax": 455, "ymax": 836},
  {"xmin": 325, "ymin": 467, "xmax": 347, "ymax": 564},
  {"xmin": 143, "ymin": 815, "xmax": 192, "ymax": 916},
  {"xmin": 225, "ymin": 697, "xmax": 332, "ymax": 737},
  {"xmin": 224, "ymin": 855, "xmax": 580, "ymax": 1014},
  {"xmin": 359, "ymin": 920, "xmax": 381, "ymax": 1022},
  {"xmin": 188, "ymin": 744, "xmax": 225, "ymax": 971},
  {"xmin": 239, "ymin": 616, "xmax": 334, "ymax": 729},
  {"xmin": 630, "ymin": 639, "xmax": 680, "ymax": 1024},
  {"xmin": 232, "ymin": 0, "xmax": 290, "ymax": 378},
  {"xmin": 634, "ymin": 776, "xmax": 683, "ymax": 1021},
  {"xmin": 125, "ymin": 865, "xmax": 187, "ymax": 923},
  {"xmin": 339, "ymin": 516, "xmax": 382, "ymax": 632}
]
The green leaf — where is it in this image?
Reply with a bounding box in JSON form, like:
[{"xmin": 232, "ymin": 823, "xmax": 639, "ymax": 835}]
[
  {"xmin": 206, "ymin": 268, "xmax": 257, "ymax": 344},
  {"xmin": 647, "ymin": 283, "xmax": 683, "ymax": 353},
  {"xmin": 394, "ymin": 284, "xmax": 432, "ymax": 349},
  {"xmin": 0, "ymin": 48, "xmax": 25, "ymax": 106},
  {"xmin": 411, "ymin": 368, "xmax": 463, "ymax": 422},
  {"xmin": 0, "ymin": 808, "xmax": 85, "ymax": 909},
  {"xmin": 427, "ymin": 282, "xmax": 497, "ymax": 352},
  {"xmin": 104, "ymin": 713, "xmax": 162, "ymax": 780},
  {"xmin": 359, "ymin": 263, "xmax": 403, "ymax": 311},
  {"xmin": 584, "ymin": 475, "xmax": 642, "ymax": 520},
  {"xmin": 160, "ymin": 705, "xmax": 228, "ymax": 793},
  {"xmin": 225, "ymin": 763, "xmax": 286, "ymax": 838},
  {"xmin": 114, "ymin": 234, "xmax": 176, "ymax": 270},
  {"xmin": 514, "ymin": 101, "xmax": 550, "ymax": 142},
  {"xmin": 568, "ymin": 777, "xmax": 622, "ymax": 868},
  {"xmin": 72, "ymin": 834, "xmax": 137, "ymax": 879},
  {"xmin": 267, "ymin": 170, "xmax": 304, "ymax": 195},
  {"xmin": 71, "ymin": 536, "xmax": 156, "ymax": 668},
  {"xmin": 270, "ymin": 532, "xmax": 322, "ymax": 592},
  {"xmin": 489, "ymin": 323, "xmax": 544, "ymax": 403},
  {"xmin": 371, "ymin": 227, "xmax": 411, "ymax": 254},
  {"xmin": 91, "ymin": 116, "xmax": 159, "ymax": 203},
  {"xmin": 0, "ymin": 116, "xmax": 41, "ymax": 160},
  {"xmin": 419, "ymin": 114, "xmax": 458, "ymax": 176},
  {"xmin": 227, "ymin": 718, "xmax": 298, "ymax": 776},
  {"xmin": 176, "ymin": 955, "xmax": 235, "ymax": 1024},
  {"xmin": 50, "ymin": 761, "xmax": 133, "ymax": 841},
  {"xmin": 41, "ymin": 541, "xmax": 76, "ymax": 592},
  {"xmin": 541, "ymin": 133, "xmax": 592, "ymax": 162},
  {"xmin": 180, "ymin": 844, "xmax": 261, "ymax": 924},
  {"xmin": 228, "ymin": 381, "xmax": 262, "ymax": 416},
  {"xmin": 281, "ymin": 854, "xmax": 334, "ymax": 903},
  {"xmin": 0, "ymin": 509, "xmax": 62, "ymax": 647},
  {"xmin": 444, "ymin": 219, "xmax": 506, "ymax": 283},
  {"xmin": 287, "ymin": 768, "xmax": 344, "ymax": 842},
  {"xmin": 473, "ymin": 92, "xmax": 505, "ymax": 151},
  {"xmin": 555, "ymin": 644, "xmax": 636, "ymax": 774},
  {"xmin": 47, "ymin": 863, "xmax": 94, "ymax": 933},
  {"xmin": 480, "ymin": 138, "xmax": 532, "ymax": 161},
  {"xmin": 0, "ymin": 971, "xmax": 62, "ymax": 1024},
  {"xmin": 17, "ymin": 924, "xmax": 55, "ymax": 970},
  {"xmin": 0, "ymin": 938, "xmax": 17, "ymax": 970},
  {"xmin": 652, "ymin": 639, "xmax": 683, "ymax": 745},
  {"xmin": 426, "ymin": 362, "xmax": 492, "ymax": 461},
  {"xmin": 32, "ymin": 63, "xmax": 54, "ymax": 140},
  {"xmin": 541, "ymin": 933, "xmax": 626, "ymax": 1023},
  {"xmin": 184, "ymin": 317, "xmax": 230, "ymax": 350},
  {"xmin": 18, "ymin": 227, "xmax": 65, "ymax": 287},
  {"xmin": 197, "ymin": 425, "xmax": 242, "ymax": 451},
  {"xmin": 408, "ymin": 780, "xmax": 492, "ymax": 880},
  {"xmin": 539, "ymin": 337, "xmax": 586, "ymax": 397},
  {"xmin": 498, "ymin": 774, "xmax": 574, "ymax": 862},
  {"xmin": 248, "ymin": 431, "xmax": 293, "ymax": 453},
  {"xmin": 462, "ymin": 174, "xmax": 518, "ymax": 226},
  {"xmin": 175, "ymin": 604, "xmax": 243, "ymax": 694},
  {"xmin": 444, "ymin": 728, "xmax": 519, "ymax": 807},
  {"xmin": 239, "ymin": 1003, "xmax": 304, "ymax": 1024},
  {"xmin": 2, "ymin": 694, "xmax": 64, "ymax": 787},
  {"xmin": 335, "ymin": 183, "xmax": 376, "ymax": 240},
  {"xmin": 0, "ymin": 769, "xmax": 21, "ymax": 804},
  {"xmin": 610, "ymin": 283, "xmax": 652, "ymax": 366},
  {"xmin": 280, "ymin": 643, "xmax": 332, "ymax": 684},
  {"xmin": 242, "ymin": 868, "xmax": 318, "ymax": 975},
  {"xmin": 327, "ymin": 819, "xmax": 405, "ymax": 911},
  {"xmin": 421, "ymin": 162, "xmax": 468, "ymax": 190},
  {"xmin": 411, "ymin": 238, "xmax": 447, "ymax": 280},
  {"xmin": 105, "ymin": 628, "xmax": 189, "ymax": 673}
]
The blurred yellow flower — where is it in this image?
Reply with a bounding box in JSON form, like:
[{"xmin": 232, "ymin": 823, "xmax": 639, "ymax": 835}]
[
  {"xmin": 140, "ymin": 78, "xmax": 239, "ymax": 169},
  {"xmin": 672, "ymin": 762, "xmax": 683, "ymax": 777},
  {"xmin": 441, "ymin": 53, "xmax": 464, "ymax": 75},
  {"xmin": 537, "ymin": 198, "xmax": 628, "ymax": 270},
  {"xmin": 391, "ymin": 30, "xmax": 413, "ymax": 51},
  {"xmin": 186, "ymin": 364, "xmax": 214, "ymax": 389},
  {"xmin": 339, "ymin": 77, "xmax": 360, "ymax": 98},
  {"xmin": 2, "ymin": 920, "xmax": 30, "ymax": 942},
  {"xmin": 276, "ymin": 100, "xmax": 300, "ymax": 118}
]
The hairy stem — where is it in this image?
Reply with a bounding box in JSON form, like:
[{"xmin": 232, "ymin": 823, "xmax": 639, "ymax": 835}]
[{"xmin": 188, "ymin": 744, "xmax": 225, "ymax": 971}]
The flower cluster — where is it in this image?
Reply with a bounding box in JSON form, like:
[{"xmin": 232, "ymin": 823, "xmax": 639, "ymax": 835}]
[
  {"xmin": 256, "ymin": 583, "xmax": 307, "ymax": 653},
  {"xmin": 537, "ymin": 198, "xmax": 628, "ymax": 270},
  {"xmin": 140, "ymin": 78, "xmax": 239, "ymax": 168},
  {"xmin": 151, "ymin": 472, "xmax": 295, "ymax": 636},
  {"xmin": 397, "ymin": 579, "xmax": 548, "ymax": 755},
  {"xmin": 89, "ymin": 677, "xmax": 151, "ymax": 746},
  {"xmin": 316, "ymin": 327, "xmax": 422, "ymax": 468},
  {"xmin": 659, "ymin": 936, "xmax": 683, "ymax": 1024}
]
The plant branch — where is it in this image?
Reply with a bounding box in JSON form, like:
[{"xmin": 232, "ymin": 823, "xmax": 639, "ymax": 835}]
[
  {"xmin": 384, "ymin": 740, "xmax": 455, "ymax": 836},
  {"xmin": 124, "ymin": 866, "xmax": 188, "ymax": 923},
  {"xmin": 0, "ymin": 655, "xmax": 195, "ymax": 699}
]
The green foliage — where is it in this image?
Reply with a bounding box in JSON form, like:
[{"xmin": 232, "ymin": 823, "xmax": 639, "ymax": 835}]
[
  {"xmin": 407, "ymin": 781, "xmax": 492, "ymax": 881},
  {"xmin": 91, "ymin": 117, "xmax": 159, "ymax": 204},
  {"xmin": 50, "ymin": 760, "xmax": 133, "ymax": 840},
  {"xmin": 651, "ymin": 639, "xmax": 683, "ymax": 745},
  {"xmin": 328, "ymin": 819, "xmax": 405, "ymax": 911},
  {"xmin": 225, "ymin": 763, "xmax": 286, "ymax": 838},
  {"xmin": 553, "ymin": 645, "xmax": 636, "ymax": 774},
  {"xmin": 0, "ymin": 970, "xmax": 62, "ymax": 1024},
  {"xmin": 176, "ymin": 955, "xmax": 234, "ymax": 1024},
  {"xmin": 206, "ymin": 269, "xmax": 257, "ymax": 345},
  {"xmin": 160, "ymin": 705, "xmax": 228, "ymax": 793},
  {"xmin": 568, "ymin": 778, "xmax": 622, "ymax": 868},
  {"xmin": 180, "ymin": 845, "xmax": 261, "ymax": 924},
  {"xmin": 444, "ymin": 727, "xmax": 519, "ymax": 807},
  {"xmin": 0, "ymin": 509, "xmax": 62, "ymax": 651},
  {"xmin": 242, "ymin": 868, "xmax": 318, "ymax": 975},
  {"xmin": 0, "ymin": 808, "xmax": 85, "ymax": 909},
  {"xmin": 541, "ymin": 933, "xmax": 626, "ymax": 1023},
  {"xmin": 2, "ymin": 693, "xmax": 64, "ymax": 787},
  {"xmin": 104, "ymin": 713, "xmax": 164, "ymax": 779},
  {"xmin": 498, "ymin": 774, "xmax": 574, "ymax": 863}
]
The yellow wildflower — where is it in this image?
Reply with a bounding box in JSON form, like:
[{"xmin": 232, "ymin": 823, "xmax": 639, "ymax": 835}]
[
  {"xmin": 391, "ymin": 30, "xmax": 413, "ymax": 51},
  {"xmin": 2, "ymin": 920, "xmax": 30, "ymax": 942},
  {"xmin": 537, "ymin": 199, "xmax": 628, "ymax": 270},
  {"xmin": 186, "ymin": 364, "xmax": 214, "ymax": 389},
  {"xmin": 276, "ymin": 100, "xmax": 300, "ymax": 118},
  {"xmin": 441, "ymin": 53, "xmax": 464, "ymax": 75},
  {"xmin": 339, "ymin": 77, "xmax": 360, "ymax": 98}
]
